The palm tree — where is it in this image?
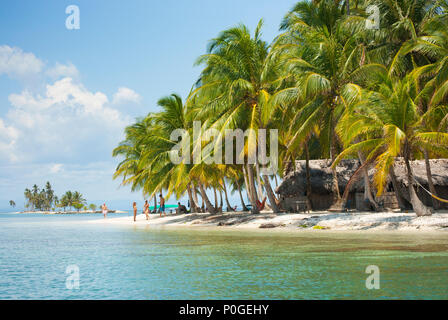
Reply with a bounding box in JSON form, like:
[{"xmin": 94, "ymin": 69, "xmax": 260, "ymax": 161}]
[
  {"xmin": 72, "ymin": 192, "xmax": 86, "ymax": 206},
  {"xmin": 113, "ymin": 94, "xmax": 202, "ymax": 212},
  {"xmin": 24, "ymin": 188, "xmax": 32, "ymax": 210},
  {"xmin": 271, "ymin": 0, "xmax": 368, "ymax": 208},
  {"xmin": 110, "ymin": 0, "xmax": 448, "ymax": 216},
  {"xmin": 335, "ymin": 71, "xmax": 448, "ymax": 216},
  {"xmin": 9, "ymin": 200, "xmax": 16, "ymax": 208},
  {"xmin": 192, "ymin": 20, "xmax": 284, "ymax": 213},
  {"xmin": 45, "ymin": 182, "xmax": 54, "ymax": 211}
]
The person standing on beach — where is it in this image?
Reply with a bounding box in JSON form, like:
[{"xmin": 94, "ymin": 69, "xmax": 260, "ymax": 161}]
[
  {"xmin": 102, "ymin": 203, "xmax": 108, "ymax": 219},
  {"xmin": 144, "ymin": 200, "xmax": 150, "ymax": 220},
  {"xmin": 159, "ymin": 194, "xmax": 166, "ymax": 217},
  {"xmin": 133, "ymin": 202, "xmax": 137, "ymax": 222}
]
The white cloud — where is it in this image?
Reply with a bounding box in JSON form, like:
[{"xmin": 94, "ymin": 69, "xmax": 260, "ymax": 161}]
[
  {"xmin": 0, "ymin": 45, "xmax": 143, "ymax": 205},
  {"xmin": 46, "ymin": 62, "xmax": 79, "ymax": 79},
  {"xmin": 0, "ymin": 45, "xmax": 44, "ymax": 78},
  {"xmin": 0, "ymin": 118, "xmax": 19, "ymax": 162},
  {"xmin": 1, "ymin": 77, "xmax": 132, "ymax": 164},
  {"xmin": 112, "ymin": 87, "xmax": 141, "ymax": 105},
  {"xmin": 49, "ymin": 163, "xmax": 63, "ymax": 174}
]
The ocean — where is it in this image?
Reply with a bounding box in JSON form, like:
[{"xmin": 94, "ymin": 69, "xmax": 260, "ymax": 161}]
[{"xmin": 0, "ymin": 212, "xmax": 447, "ymax": 299}]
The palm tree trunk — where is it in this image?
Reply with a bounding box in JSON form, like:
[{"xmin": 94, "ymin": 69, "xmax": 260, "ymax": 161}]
[
  {"xmin": 213, "ymin": 187, "xmax": 218, "ymax": 210},
  {"xmin": 222, "ymin": 181, "xmax": 235, "ymax": 211},
  {"xmin": 199, "ymin": 184, "xmax": 217, "ymax": 214},
  {"xmin": 187, "ymin": 183, "xmax": 199, "ymax": 213},
  {"xmin": 358, "ymin": 151, "xmax": 379, "ymax": 211},
  {"xmin": 242, "ymin": 165, "xmax": 253, "ymax": 204},
  {"xmin": 193, "ymin": 187, "xmax": 200, "ymax": 209},
  {"xmin": 274, "ymin": 175, "xmax": 279, "ymax": 188},
  {"xmin": 262, "ymin": 175, "xmax": 280, "ymax": 213},
  {"xmin": 389, "ymin": 166, "xmax": 408, "ymax": 210},
  {"xmin": 423, "ymin": 149, "xmax": 440, "ymax": 210},
  {"xmin": 329, "ymin": 114, "xmax": 341, "ymax": 203},
  {"xmin": 236, "ymin": 180, "xmax": 249, "ymax": 211},
  {"xmin": 305, "ymin": 143, "xmax": 313, "ymax": 211},
  {"xmin": 255, "ymin": 162, "xmax": 263, "ymax": 201},
  {"xmin": 153, "ymin": 194, "xmax": 157, "ymax": 213},
  {"xmin": 404, "ymin": 142, "xmax": 433, "ymax": 217},
  {"xmin": 247, "ymin": 163, "xmax": 260, "ymax": 214}
]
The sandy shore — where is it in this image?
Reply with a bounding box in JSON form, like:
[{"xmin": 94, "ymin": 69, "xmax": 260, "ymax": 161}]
[
  {"xmin": 18, "ymin": 210, "xmax": 127, "ymax": 214},
  {"xmin": 90, "ymin": 210, "xmax": 448, "ymax": 232}
]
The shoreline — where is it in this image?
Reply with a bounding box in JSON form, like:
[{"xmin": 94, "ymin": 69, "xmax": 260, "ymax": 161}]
[
  {"xmin": 17, "ymin": 210, "xmax": 127, "ymax": 215},
  {"xmin": 89, "ymin": 210, "xmax": 448, "ymax": 233}
]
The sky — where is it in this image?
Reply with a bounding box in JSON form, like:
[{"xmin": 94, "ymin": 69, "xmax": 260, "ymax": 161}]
[{"xmin": 0, "ymin": 0, "xmax": 296, "ymax": 211}]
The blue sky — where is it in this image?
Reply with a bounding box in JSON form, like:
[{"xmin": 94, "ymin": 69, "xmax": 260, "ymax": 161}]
[{"xmin": 0, "ymin": 0, "xmax": 296, "ymax": 211}]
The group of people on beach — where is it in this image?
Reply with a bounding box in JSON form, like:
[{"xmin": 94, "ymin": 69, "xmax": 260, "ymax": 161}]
[{"xmin": 132, "ymin": 194, "xmax": 167, "ymax": 222}]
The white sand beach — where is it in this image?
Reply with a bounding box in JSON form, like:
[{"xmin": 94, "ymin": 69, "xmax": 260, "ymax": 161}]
[
  {"xmin": 18, "ymin": 210, "xmax": 127, "ymax": 214},
  {"xmin": 90, "ymin": 210, "xmax": 448, "ymax": 232}
]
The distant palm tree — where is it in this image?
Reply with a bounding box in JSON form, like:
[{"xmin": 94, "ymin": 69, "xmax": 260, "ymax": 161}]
[{"xmin": 9, "ymin": 200, "xmax": 16, "ymax": 208}]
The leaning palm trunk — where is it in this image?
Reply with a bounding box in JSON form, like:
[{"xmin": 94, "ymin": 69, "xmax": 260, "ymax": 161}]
[
  {"xmin": 236, "ymin": 180, "xmax": 249, "ymax": 211},
  {"xmin": 404, "ymin": 142, "xmax": 433, "ymax": 217},
  {"xmin": 246, "ymin": 163, "xmax": 260, "ymax": 214},
  {"xmin": 186, "ymin": 183, "xmax": 199, "ymax": 213},
  {"xmin": 199, "ymin": 184, "xmax": 217, "ymax": 214},
  {"xmin": 213, "ymin": 187, "xmax": 218, "ymax": 210},
  {"xmin": 423, "ymin": 149, "xmax": 440, "ymax": 210},
  {"xmin": 222, "ymin": 182, "xmax": 235, "ymax": 211},
  {"xmin": 242, "ymin": 165, "xmax": 253, "ymax": 204},
  {"xmin": 358, "ymin": 151, "xmax": 379, "ymax": 211},
  {"xmin": 389, "ymin": 166, "xmax": 409, "ymax": 210},
  {"xmin": 193, "ymin": 187, "xmax": 200, "ymax": 210},
  {"xmin": 153, "ymin": 195, "xmax": 157, "ymax": 213},
  {"xmin": 219, "ymin": 188, "xmax": 223, "ymax": 209},
  {"xmin": 262, "ymin": 175, "xmax": 280, "ymax": 213},
  {"xmin": 255, "ymin": 162, "xmax": 263, "ymax": 201}
]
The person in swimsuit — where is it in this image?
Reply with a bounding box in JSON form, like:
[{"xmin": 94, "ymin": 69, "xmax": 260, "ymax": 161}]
[
  {"xmin": 102, "ymin": 203, "xmax": 108, "ymax": 219},
  {"xmin": 144, "ymin": 200, "xmax": 150, "ymax": 220},
  {"xmin": 133, "ymin": 202, "xmax": 137, "ymax": 222},
  {"xmin": 159, "ymin": 194, "xmax": 166, "ymax": 217}
]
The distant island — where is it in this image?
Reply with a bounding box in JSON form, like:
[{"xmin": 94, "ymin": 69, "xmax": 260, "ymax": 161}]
[{"xmin": 12, "ymin": 182, "xmax": 123, "ymax": 214}]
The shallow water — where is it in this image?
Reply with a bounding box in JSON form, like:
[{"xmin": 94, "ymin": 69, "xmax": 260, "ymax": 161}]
[{"xmin": 0, "ymin": 212, "xmax": 447, "ymax": 300}]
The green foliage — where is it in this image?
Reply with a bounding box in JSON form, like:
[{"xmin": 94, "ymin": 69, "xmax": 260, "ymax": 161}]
[
  {"xmin": 112, "ymin": 0, "xmax": 448, "ymax": 216},
  {"xmin": 73, "ymin": 203, "xmax": 84, "ymax": 212},
  {"xmin": 23, "ymin": 183, "xmax": 87, "ymax": 212}
]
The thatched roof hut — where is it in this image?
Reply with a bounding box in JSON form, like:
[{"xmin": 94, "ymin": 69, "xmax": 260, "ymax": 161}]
[{"xmin": 276, "ymin": 159, "xmax": 448, "ymax": 211}]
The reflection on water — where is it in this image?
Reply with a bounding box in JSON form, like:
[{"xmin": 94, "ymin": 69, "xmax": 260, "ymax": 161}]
[{"xmin": 0, "ymin": 213, "xmax": 447, "ymax": 300}]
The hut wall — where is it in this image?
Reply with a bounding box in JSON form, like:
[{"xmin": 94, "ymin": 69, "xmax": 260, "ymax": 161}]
[
  {"xmin": 280, "ymin": 194, "xmax": 358, "ymax": 211},
  {"xmin": 377, "ymin": 192, "xmax": 399, "ymax": 210},
  {"xmin": 355, "ymin": 193, "xmax": 370, "ymax": 211}
]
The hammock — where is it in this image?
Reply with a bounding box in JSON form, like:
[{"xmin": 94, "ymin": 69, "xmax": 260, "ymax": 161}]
[
  {"xmin": 256, "ymin": 197, "xmax": 267, "ymax": 211},
  {"xmin": 414, "ymin": 180, "xmax": 448, "ymax": 204}
]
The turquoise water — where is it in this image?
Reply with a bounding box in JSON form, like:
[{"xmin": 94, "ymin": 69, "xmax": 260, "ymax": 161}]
[{"xmin": 0, "ymin": 212, "xmax": 447, "ymax": 300}]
